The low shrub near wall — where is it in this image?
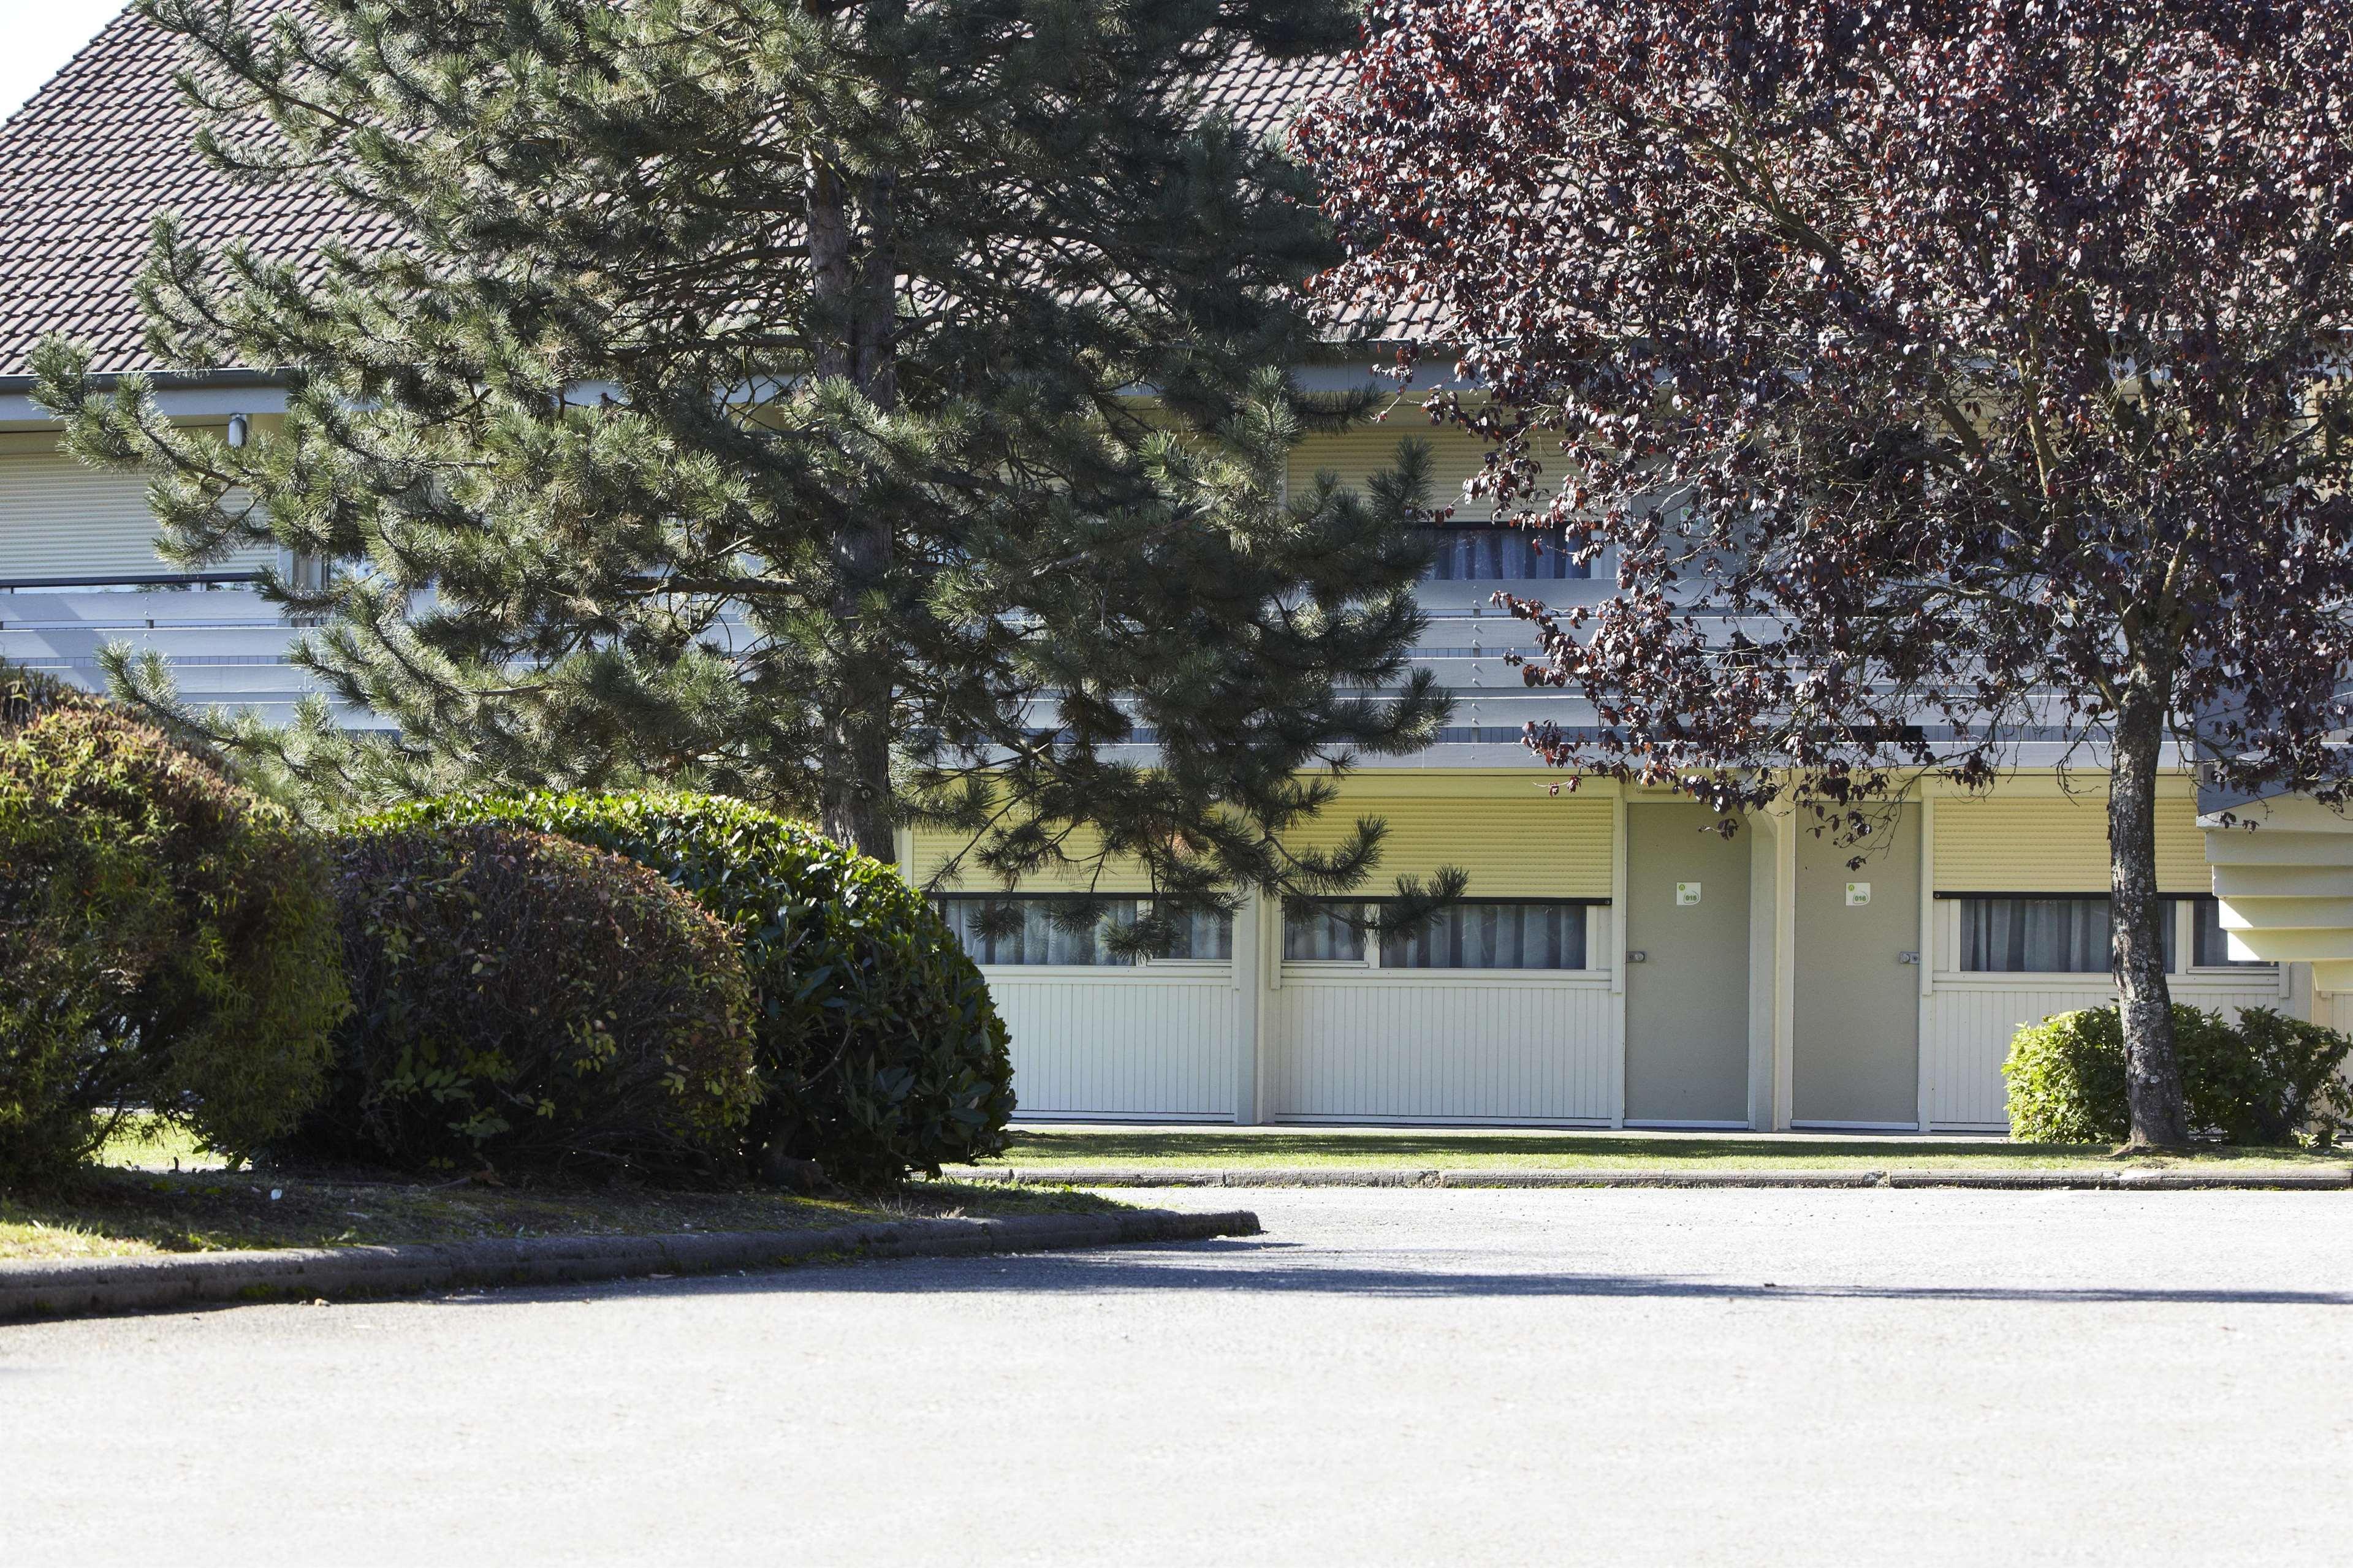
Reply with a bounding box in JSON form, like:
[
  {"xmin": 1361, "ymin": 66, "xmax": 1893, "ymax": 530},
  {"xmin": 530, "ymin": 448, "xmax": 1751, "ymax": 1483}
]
[
  {"xmin": 371, "ymin": 792, "xmax": 1015, "ymax": 1186},
  {"xmin": 0, "ymin": 679, "xmax": 345, "ymax": 1186},
  {"xmin": 295, "ymin": 824, "xmax": 759, "ymax": 1176},
  {"xmin": 2003, "ymin": 1004, "xmax": 2353, "ymax": 1146},
  {"xmin": 2205, "ymin": 1008, "xmax": 2353, "ymax": 1146}
]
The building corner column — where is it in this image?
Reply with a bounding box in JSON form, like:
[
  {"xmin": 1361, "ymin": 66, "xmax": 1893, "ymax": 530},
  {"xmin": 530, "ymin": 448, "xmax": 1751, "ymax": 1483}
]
[
  {"xmin": 1234, "ymin": 888, "xmax": 1269, "ymax": 1124},
  {"xmin": 1915, "ymin": 793, "xmax": 1937, "ymax": 1133},
  {"xmin": 1609, "ymin": 788, "xmax": 1629, "ymax": 1129},
  {"xmin": 1771, "ymin": 799, "xmax": 1798, "ymax": 1131}
]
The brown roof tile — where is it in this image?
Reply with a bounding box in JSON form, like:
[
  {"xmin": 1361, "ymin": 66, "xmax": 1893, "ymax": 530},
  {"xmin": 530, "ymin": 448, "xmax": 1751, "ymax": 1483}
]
[{"xmin": 0, "ymin": 10, "xmax": 1415, "ymax": 381}]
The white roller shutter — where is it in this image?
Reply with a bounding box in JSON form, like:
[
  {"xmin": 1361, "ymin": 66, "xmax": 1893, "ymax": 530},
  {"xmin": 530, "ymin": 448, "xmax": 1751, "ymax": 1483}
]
[{"xmin": 0, "ymin": 445, "xmax": 277, "ymax": 585}]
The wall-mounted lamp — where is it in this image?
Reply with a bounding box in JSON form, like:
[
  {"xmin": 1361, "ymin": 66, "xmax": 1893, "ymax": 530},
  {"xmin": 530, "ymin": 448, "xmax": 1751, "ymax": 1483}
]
[{"xmin": 226, "ymin": 413, "xmax": 249, "ymax": 448}]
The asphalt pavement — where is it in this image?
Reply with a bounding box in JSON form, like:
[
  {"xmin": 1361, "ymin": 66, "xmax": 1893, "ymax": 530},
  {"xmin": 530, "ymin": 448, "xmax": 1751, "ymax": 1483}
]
[{"xmin": 6, "ymin": 1187, "xmax": 2349, "ymax": 1566}]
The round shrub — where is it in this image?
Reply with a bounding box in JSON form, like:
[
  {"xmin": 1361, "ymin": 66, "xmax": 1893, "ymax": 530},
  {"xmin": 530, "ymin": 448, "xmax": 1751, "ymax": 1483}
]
[
  {"xmin": 2002, "ymin": 1002, "xmax": 2351, "ymax": 1146},
  {"xmin": 370, "ymin": 792, "xmax": 1016, "ymax": 1185},
  {"xmin": 0, "ymin": 680, "xmax": 346, "ymax": 1186},
  {"xmin": 298, "ymin": 823, "xmax": 759, "ymax": 1175}
]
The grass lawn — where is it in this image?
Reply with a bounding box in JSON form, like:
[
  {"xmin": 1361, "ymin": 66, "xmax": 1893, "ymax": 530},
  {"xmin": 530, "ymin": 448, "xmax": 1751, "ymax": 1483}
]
[
  {"xmin": 0, "ymin": 1118, "xmax": 1124, "ymax": 1263},
  {"xmin": 973, "ymin": 1126, "xmax": 2349, "ymax": 1174}
]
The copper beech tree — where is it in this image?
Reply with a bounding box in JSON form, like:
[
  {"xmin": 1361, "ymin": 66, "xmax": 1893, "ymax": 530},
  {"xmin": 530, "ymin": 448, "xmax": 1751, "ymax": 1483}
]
[{"xmin": 1300, "ymin": 0, "xmax": 2353, "ymax": 1145}]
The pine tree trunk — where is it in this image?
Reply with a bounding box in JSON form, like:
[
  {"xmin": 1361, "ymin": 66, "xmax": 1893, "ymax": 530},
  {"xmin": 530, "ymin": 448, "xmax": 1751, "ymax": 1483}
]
[
  {"xmin": 2110, "ymin": 680, "xmax": 2191, "ymax": 1148},
  {"xmin": 808, "ymin": 147, "xmax": 902, "ymax": 866},
  {"xmin": 820, "ymin": 652, "xmax": 899, "ymax": 863}
]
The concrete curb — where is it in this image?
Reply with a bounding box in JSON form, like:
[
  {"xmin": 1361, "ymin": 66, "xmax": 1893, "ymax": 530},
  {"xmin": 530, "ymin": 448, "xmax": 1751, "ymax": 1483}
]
[
  {"xmin": 941, "ymin": 1165, "xmax": 2353, "ymax": 1192},
  {"xmin": 0, "ymin": 1206, "xmax": 1261, "ymax": 1322}
]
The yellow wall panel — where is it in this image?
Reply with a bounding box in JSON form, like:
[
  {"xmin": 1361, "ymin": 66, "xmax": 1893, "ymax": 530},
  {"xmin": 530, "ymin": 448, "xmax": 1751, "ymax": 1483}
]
[{"xmin": 1934, "ymin": 782, "xmax": 2207, "ymax": 895}]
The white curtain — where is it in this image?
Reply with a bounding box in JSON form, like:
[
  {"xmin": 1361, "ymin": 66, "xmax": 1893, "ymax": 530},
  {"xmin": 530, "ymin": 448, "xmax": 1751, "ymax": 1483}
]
[
  {"xmin": 938, "ymin": 899, "xmax": 1135, "ymax": 966},
  {"xmin": 1283, "ymin": 903, "xmax": 1367, "ymax": 961},
  {"xmin": 1382, "ymin": 902, "xmax": 1587, "ymax": 970},
  {"xmin": 1161, "ymin": 905, "xmax": 1235, "ymax": 961},
  {"xmin": 940, "ymin": 898, "xmax": 1237, "ymax": 964},
  {"xmin": 1960, "ymin": 898, "xmax": 2181, "ymax": 973}
]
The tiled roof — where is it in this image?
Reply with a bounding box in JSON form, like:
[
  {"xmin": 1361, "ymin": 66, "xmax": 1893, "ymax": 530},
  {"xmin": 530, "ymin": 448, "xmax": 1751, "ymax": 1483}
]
[
  {"xmin": 0, "ymin": 10, "xmax": 1416, "ymax": 382},
  {"xmin": 0, "ymin": 4, "xmax": 389, "ymax": 379}
]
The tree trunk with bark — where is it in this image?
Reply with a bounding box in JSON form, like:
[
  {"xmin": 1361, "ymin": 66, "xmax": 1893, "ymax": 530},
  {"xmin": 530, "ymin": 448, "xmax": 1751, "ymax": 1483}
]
[
  {"xmin": 2110, "ymin": 668, "xmax": 2192, "ymax": 1148},
  {"xmin": 809, "ymin": 150, "xmax": 903, "ymax": 865}
]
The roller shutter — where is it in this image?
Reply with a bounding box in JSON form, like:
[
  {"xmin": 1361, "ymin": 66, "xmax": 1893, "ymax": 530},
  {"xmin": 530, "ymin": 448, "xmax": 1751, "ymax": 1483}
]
[
  {"xmin": 1289, "ymin": 425, "xmax": 1564, "ymax": 522},
  {"xmin": 1933, "ymin": 783, "xmax": 2207, "ymax": 894},
  {"xmin": 0, "ymin": 444, "xmax": 276, "ymax": 585},
  {"xmin": 1276, "ymin": 778, "xmax": 1613, "ymax": 898},
  {"xmin": 911, "ymin": 775, "xmax": 1613, "ymax": 898},
  {"xmin": 912, "ymin": 822, "xmax": 1147, "ymax": 893}
]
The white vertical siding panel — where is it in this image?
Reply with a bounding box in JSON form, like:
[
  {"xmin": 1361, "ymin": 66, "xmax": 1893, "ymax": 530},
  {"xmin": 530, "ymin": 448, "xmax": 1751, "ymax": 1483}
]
[
  {"xmin": 1272, "ymin": 977, "xmax": 1616, "ymax": 1122},
  {"xmin": 2322, "ymin": 991, "xmax": 2353, "ymax": 1036},
  {"xmin": 1926, "ymin": 975, "xmax": 2293, "ymax": 1130},
  {"xmin": 984, "ymin": 972, "xmax": 1236, "ymax": 1119}
]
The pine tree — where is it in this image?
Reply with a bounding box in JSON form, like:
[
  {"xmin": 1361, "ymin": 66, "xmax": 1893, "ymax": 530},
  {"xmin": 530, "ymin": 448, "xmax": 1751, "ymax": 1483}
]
[{"xmin": 39, "ymin": 0, "xmax": 1458, "ymax": 941}]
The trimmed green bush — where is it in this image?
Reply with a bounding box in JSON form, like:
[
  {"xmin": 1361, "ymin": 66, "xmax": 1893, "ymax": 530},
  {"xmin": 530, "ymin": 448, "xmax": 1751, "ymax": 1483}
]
[
  {"xmin": 297, "ymin": 824, "xmax": 759, "ymax": 1175},
  {"xmin": 370, "ymin": 792, "xmax": 1016, "ymax": 1184},
  {"xmin": 2002, "ymin": 1002, "xmax": 2353, "ymax": 1146},
  {"xmin": 0, "ymin": 681, "xmax": 346, "ymax": 1186}
]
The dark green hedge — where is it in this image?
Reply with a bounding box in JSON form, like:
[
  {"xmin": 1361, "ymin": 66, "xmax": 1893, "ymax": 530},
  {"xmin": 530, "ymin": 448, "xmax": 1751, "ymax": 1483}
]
[
  {"xmin": 295, "ymin": 823, "xmax": 759, "ymax": 1175},
  {"xmin": 0, "ymin": 682, "xmax": 346, "ymax": 1185},
  {"xmin": 370, "ymin": 792, "xmax": 1015, "ymax": 1184},
  {"xmin": 2003, "ymin": 1003, "xmax": 2353, "ymax": 1146}
]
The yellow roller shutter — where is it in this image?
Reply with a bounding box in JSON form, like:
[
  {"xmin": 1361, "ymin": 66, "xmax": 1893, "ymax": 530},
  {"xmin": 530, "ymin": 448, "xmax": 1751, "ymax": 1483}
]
[
  {"xmin": 1278, "ymin": 775, "xmax": 1614, "ymax": 898},
  {"xmin": 909, "ymin": 822, "xmax": 1150, "ymax": 893},
  {"xmin": 1288, "ymin": 424, "xmax": 1564, "ymax": 521},
  {"xmin": 911, "ymin": 773, "xmax": 1614, "ymax": 898},
  {"xmin": 1933, "ymin": 781, "xmax": 2207, "ymax": 894}
]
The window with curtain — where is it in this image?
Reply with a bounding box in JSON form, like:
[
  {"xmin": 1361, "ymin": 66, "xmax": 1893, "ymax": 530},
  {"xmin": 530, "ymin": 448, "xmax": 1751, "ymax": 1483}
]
[
  {"xmin": 2190, "ymin": 895, "xmax": 2269, "ymax": 968},
  {"xmin": 1158, "ymin": 903, "xmax": 1236, "ymax": 961},
  {"xmin": 1956, "ymin": 896, "xmax": 2180, "ymax": 973},
  {"xmin": 935, "ymin": 897, "xmax": 1236, "ymax": 966},
  {"xmin": 1285, "ymin": 899, "xmax": 1595, "ymax": 969},
  {"xmin": 1283, "ymin": 902, "xmax": 1369, "ymax": 961},
  {"xmin": 1380, "ymin": 901, "xmax": 1589, "ymax": 970},
  {"xmin": 1417, "ymin": 526, "xmax": 1591, "ymax": 581}
]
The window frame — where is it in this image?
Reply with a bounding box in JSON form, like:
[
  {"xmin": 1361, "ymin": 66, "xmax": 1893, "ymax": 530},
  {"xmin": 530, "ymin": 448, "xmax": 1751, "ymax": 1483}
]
[
  {"xmin": 932, "ymin": 893, "xmax": 1237, "ymax": 971},
  {"xmin": 1415, "ymin": 523, "xmax": 1596, "ymax": 583},
  {"xmin": 1934, "ymin": 893, "xmax": 2275, "ymax": 978},
  {"xmin": 1281, "ymin": 896, "xmax": 1611, "ymax": 975}
]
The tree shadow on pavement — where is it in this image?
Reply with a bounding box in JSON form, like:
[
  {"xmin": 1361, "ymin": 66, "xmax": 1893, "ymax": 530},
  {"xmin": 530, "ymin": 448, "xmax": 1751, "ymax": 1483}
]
[{"xmin": 459, "ymin": 1240, "xmax": 2353, "ymax": 1309}]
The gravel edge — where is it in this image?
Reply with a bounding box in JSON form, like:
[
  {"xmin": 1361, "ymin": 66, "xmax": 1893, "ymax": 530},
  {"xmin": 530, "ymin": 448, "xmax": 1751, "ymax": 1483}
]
[
  {"xmin": 0, "ymin": 1206, "xmax": 1262, "ymax": 1322},
  {"xmin": 941, "ymin": 1165, "xmax": 2353, "ymax": 1192}
]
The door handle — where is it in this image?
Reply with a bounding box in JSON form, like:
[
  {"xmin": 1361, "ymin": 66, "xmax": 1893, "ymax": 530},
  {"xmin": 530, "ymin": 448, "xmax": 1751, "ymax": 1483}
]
[
  {"xmin": 1896, "ymin": 950, "xmax": 1920, "ymax": 965},
  {"xmin": 1626, "ymin": 950, "xmax": 1648, "ymax": 963}
]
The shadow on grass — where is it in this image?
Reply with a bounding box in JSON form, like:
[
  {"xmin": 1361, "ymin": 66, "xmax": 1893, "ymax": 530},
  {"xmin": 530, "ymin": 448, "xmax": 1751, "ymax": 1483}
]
[{"xmin": 0, "ymin": 1168, "xmax": 1123, "ymax": 1262}]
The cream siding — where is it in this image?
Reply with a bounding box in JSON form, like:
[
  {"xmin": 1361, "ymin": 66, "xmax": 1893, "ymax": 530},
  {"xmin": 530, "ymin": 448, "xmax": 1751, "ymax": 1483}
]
[
  {"xmin": 986, "ymin": 972, "xmax": 1240, "ymax": 1118},
  {"xmin": 1270, "ymin": 974, "xmax": 1617, "ymax": 1122},
  {"xmin": 1924, "ymin": 972, "xmax": 2291, "ymax": 1129},
  {"xmin": 1932, "ymin": 784, "xmax": 2207, "ymax": 894}
]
